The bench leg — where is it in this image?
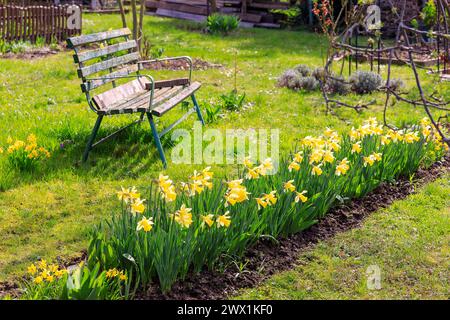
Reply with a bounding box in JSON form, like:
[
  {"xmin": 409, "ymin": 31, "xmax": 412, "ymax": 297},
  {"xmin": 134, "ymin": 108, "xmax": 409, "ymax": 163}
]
[
  {"xmin": 83, "ymin": 115, "xmax": 103, "ymax": 162},
  {"xmin": 146, "ymin": 112, "xmax": 167, "ymax": 168},
  {"xmin": 191, "ymin": 94, "xmax": 205, "ymax": 125}
]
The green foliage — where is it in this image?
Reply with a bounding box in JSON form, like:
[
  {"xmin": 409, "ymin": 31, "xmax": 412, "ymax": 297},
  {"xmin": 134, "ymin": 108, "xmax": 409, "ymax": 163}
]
[
  {"xmin": 206, "ymin": 13, "xmax": 240, "ymax": 35},
  {"xmin": 219, "ymin": 90, "xmax": 246, "ymax": 111},
  {"xmin": 420, "ymin": 0, "xmax": 437, "ymax": 28},
  {"xmin": 87, "ymin": 119, "xmax": 445, "ymax": 293},
  {"xmin": 204, "ymin": 103, "xmax": 223, "ymax": 124},
  {"xmin": 20, "ymin": 261, "xmax": 131, "ymax": 300},
  {"xmin": 271, "ymin": 7, "xmax": 302, "ymax": 28},
  {"xmin": 1, "ymin": 134, "xmax": 51, "ymax": 171}
]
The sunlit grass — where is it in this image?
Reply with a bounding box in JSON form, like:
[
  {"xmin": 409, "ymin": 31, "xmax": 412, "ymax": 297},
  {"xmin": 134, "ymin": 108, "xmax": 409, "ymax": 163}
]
[{"xmin": 0, "ymin": 13, "xmax": 448, "ymax": 281}]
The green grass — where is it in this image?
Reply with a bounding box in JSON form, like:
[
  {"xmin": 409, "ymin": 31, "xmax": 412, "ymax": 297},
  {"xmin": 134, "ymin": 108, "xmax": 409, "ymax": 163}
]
[
  {"xmin": 235, "ymin": 175, "xmax": 450, "ymax": 300},
  {"xmin": 0, "ymin": 13, "xmax": 448, "ymax": 281}
]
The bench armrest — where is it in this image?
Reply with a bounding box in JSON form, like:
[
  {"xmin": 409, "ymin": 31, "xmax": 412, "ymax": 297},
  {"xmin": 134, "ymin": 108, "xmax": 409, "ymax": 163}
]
[
  {"xmin": 86, "ymin": 74, "xmax": 155, "ymax": 109},
  {"xmin": 138, "ymin": 56, "xmax": 193, "ymax": 83}
]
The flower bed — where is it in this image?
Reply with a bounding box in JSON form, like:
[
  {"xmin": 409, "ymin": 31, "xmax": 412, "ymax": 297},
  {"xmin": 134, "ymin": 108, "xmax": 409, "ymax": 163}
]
[{"xmin": 21, "ymin": 118, "xmax": 448, "ymax": 298}]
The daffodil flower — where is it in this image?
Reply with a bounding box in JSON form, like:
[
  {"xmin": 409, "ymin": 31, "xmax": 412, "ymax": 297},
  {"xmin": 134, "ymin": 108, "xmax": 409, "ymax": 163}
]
[
  {"xmin": 137, "ymin": 216, "xmax": 154, "ymax": 232},
  {"xmin": 295, "ymin": 190, "xmax": 308, "ymax": 203},
  {"xmin": 216, "ymin": 211, "xmax": 231, "ymax": 228}
]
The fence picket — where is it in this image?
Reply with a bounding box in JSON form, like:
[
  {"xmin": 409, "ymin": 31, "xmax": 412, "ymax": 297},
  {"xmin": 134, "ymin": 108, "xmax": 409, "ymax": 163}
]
[{"xmin": 0, "ymin": 4, "xmax": 80, "ymax": 44}]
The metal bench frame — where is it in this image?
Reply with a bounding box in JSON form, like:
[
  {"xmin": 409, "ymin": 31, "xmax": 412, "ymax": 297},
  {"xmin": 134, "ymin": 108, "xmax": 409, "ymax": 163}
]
[{"xmin": 67, "ymin": 28, "xmax": 204, "ymax": 168}]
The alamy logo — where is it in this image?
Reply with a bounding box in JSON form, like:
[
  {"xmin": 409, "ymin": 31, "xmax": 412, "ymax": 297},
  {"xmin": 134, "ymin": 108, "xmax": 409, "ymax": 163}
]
[
  {"xmin": 171, "ymin": 122, "xmax": 280, "ymax": 172},
  {"xmin": 364, "ymin": 5, "xmax": 382, "ymax": 31},
  {"xmin": 67, "ymin": 5, "xmax": 81, "ymax": 30},
  {"xmin": 366, "ymin": 265, "xmax": 382, "ymax": 290}
]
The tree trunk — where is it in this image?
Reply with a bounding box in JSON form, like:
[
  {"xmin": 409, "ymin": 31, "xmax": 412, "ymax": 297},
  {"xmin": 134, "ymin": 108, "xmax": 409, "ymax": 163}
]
[
  {"xmin": 138, "ymin": 0, "xmax": 146, "ymax": 49},
  {"xmin": 131, "ymin": 0, "xmax": 138, "ymax": 41},
  {"xmin": 117, "ymin": 0, "xmax": 127, "ymax": 28}
]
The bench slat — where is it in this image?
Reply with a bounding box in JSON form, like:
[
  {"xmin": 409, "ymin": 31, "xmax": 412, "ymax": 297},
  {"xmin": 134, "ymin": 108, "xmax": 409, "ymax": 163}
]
[
  {"xmin": 81, "ymin": 65, "xmax": 140, "ymax": 92},
  {"xmin": 152, "ymin": 82, "xmax": 201, "ymax": 117},
  {"xmin": 78, "ymin": 52, "xmax": 140, "ymax": 78},
  {"xmin": 148, "ymin": 78, "xmax": 190, "ymax": 89},
  {"xmin": 74, "ymin": 40, "xmax": 138, "ymax": 63},
  {"xmin": 67, "ymin": 28, "xmax": 131, "ymax": 48}
]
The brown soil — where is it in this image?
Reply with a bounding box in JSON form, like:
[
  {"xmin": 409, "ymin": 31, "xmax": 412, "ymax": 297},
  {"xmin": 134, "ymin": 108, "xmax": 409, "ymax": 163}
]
[
  {"xmin": 1, "ymin": 156, "xmax": 448, "ymax": 300},
  {"xmin": 142, "ymin": 58, "xmax": 223, "ymax": 71},
  {"xmin": 0, "ymin": 46, "xmax": 66, "ymax": 60}
]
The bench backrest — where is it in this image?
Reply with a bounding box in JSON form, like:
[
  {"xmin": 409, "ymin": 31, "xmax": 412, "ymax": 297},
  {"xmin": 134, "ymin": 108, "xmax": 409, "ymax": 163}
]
[{"xmin": 67, "ymin": 28, "xmax": 144, "ymax": 110}]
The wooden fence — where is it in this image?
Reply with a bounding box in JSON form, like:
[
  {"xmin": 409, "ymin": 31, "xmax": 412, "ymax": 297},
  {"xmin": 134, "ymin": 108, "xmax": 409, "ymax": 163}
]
[{"xmin": 0, "ymin": 4, "xmax": 82, "ymax": 43}]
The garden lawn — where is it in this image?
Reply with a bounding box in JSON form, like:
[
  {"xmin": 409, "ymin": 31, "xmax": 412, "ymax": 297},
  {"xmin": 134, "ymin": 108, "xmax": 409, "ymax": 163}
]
[
  {"xmin": 0, "ymin": 13, "xmax": 448, "ymax": 281},
  {"xmin": 235, "ymin": 174, "xmax": 450, "ymax": 300}
]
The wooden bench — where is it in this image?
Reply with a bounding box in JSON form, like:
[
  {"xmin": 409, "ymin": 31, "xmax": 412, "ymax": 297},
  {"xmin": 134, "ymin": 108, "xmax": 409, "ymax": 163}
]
[{"xmin": 67, "ymin": 28, "xmax": 204, "ymax": 168}]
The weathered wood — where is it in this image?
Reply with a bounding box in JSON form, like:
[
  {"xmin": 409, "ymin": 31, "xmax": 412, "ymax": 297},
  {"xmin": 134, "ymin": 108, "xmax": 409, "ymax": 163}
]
[
  {"xmin": 74, "ymin": 40, "xmax": 137, "ymax": 63},
  {"xmin": 152, "ymin": 82, "xmax": 201, "ymax": 117},
  {"xmin": 146, "ymin": 1, "xmax": 208, "ymax": 15},
  {"xmin": 147, "ymin": 78, "xmax": 190, "ymax": 89},
  {"xmin": 67, "ymin": 27, "xmax": 131, "ymax": 48},
  {"xmin": 77, "ymin": 52, "xmax": 140, "ymax": 78},
  {"xmin": 155, "ymin": 8, "xmax": 207, "ymax": 23},
  {"xmin": 80, "ymin": 64, "xmax": 140, "ymax": 92}
]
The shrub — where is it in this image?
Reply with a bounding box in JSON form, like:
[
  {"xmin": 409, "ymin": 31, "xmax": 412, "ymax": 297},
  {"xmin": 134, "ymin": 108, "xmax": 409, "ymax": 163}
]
[
  {"xmin": 326, "ymin": 75, "xmax": 351, "ymax": 95},
  {"xmin": 278, "ymin": 69, "xmax": 302, "ymax": 87},
  {"xmin": 87, "ymin": 118, "xmax": 446, "ymax": 293},
  {"xmin": 312, "ymin": 67, "xmax": 326, "ymax": 82},
  {"xmin": 297, "ymin": 76, "xmax": 319, "ymax": 91},
  {"xmin": 387, "ymin": 78, "xmax": 405, "ymax": 92},
  {"xmin": 294, "ymin": 64, "xmax": 311, "ymax": 77},
  {"xmin": 1, "ymin": 134, "xmax": 51, "ymax": 171},
  {"xmin": 206, "ymin": 13, "xmax": 240, "ymax": 35},
  {"xmin": 349, "ymin": 71, "xmax": 382, "ymax": 94}
]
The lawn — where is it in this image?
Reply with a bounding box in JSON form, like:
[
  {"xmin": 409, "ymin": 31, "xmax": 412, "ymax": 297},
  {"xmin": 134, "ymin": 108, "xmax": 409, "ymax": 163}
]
[
  {"xmin": 235, "ymin": 174, "xmax": 450, "ymax": 300},
  {"xmin": 0, "ymin": 13, "xmax": 448, "ymax": 283}
]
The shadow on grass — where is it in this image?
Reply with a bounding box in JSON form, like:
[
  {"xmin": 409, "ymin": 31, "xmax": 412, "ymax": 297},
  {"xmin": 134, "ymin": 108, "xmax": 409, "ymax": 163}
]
[{"xmin": 0, "ymin": 118, "xmax": 177, "ymax": 191}]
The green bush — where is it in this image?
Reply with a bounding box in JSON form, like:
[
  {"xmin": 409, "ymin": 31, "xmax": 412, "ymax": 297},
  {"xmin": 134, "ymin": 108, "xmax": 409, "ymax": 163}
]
[{"xmin": 206, "ymin": 13, "xmax": 240, "ymax": 35}]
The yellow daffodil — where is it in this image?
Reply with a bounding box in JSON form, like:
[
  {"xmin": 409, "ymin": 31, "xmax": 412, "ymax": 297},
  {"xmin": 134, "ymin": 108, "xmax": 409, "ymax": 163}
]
[
  {"xmin": 404, "ymin": 132, "xmax": 420, "ymax": 144},
  {"xmin": 295, "ymin": 190, "xmax": 308, "ymax": 203},
  {"xmin": 162, "ymin": 185, "xmax": 177, "ymax": 202},
  {"xmin": 311, "ymin": 164, "xmax": 323, "ymax": 176},
  {"xmin": 246, "ymin": 168, "xmax": 260, "ymax": 179},
  {"xmin": 262, "ymin": 158, "xmax": 274, "ymax": 171},
  {"xmin": 288, "ymin": 161, "xmax": 300, "ymax": 172},
  {"xmin": 27, "ymin": 264, "xmax": 37, "ymax": 275},
  {"xmin": 137, "ymin": 216, "xmax": 154, "ymax": 232},
  {"xmin": 335, "ymin": 158, "xmax": 350, "ymax": 176},
  {"xmin": 6, "ymin": 136, "xmax": 13, "ymax": 144},
  {"xmin": 34, "ymin": 276, "xmax": 43, "ymax": 284},
  {"xmin": 256, "ymin": 197, "xmax": 268, "ymax": 209},
  {"xmin": 284, "ymin": 180, "xmax": 296, "ymax": 192},
  {"xmin": 227, "ymin": 179, "xmax": 243, "ymax": 189},
  {"xmin": 243, "ymin": 157, "xmax": 254, "ymax": 169},
  {"xmin": 352, "ymin": 141, "xmax": 362, "ymax": 154},
  {"xmin": 200, "ymin": 214, "xmax": 214, "ymax": 227},
  {"xmin": 323, "ymin": 150, "xmax": 335, "ymax": 163},
  {"xmin": 349, "ymin": 127, "xmax": 360, "ymax": 141},
  {"xmin": 173, "ymin": 204, "xmax": 193, "ymax": 228},
  {"xmin": 119, "ymin": 273, "xmax": 127, "ymax": 281},
  {"xmin": 264, "ymin": 191, "xmax": 277, "ymax": 205},
  {"xmin": 216, "ymin": 211, "xmax": 231, "ymax": 228},
  {"xmin": 202, "ymin": 167, "xmax": 213, "ymax": 180},
  {"xmin": 309, "ymin": 149, "xmax": 323, "ymax": 164},
  {"xmin": 117, "ymin": 186, "xmax": 140, "ymax": 203},
  {"xmin": 158, "ymin": 174, "xmax": 173, "ymax": 190},
  {"xmin": 292, "ymin": 152, "xmax": 302, "ymax": 163},
  {"xmin": 381, "ymin": 135, "xmax": 391, "ymax": 145},
  {"xmin": 130, "ymin": 198, "xmax": 146, "ymax": 215},
  {"xmin": 422, "ymin": 126, "xmax": 431, "ymax": 138}
]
